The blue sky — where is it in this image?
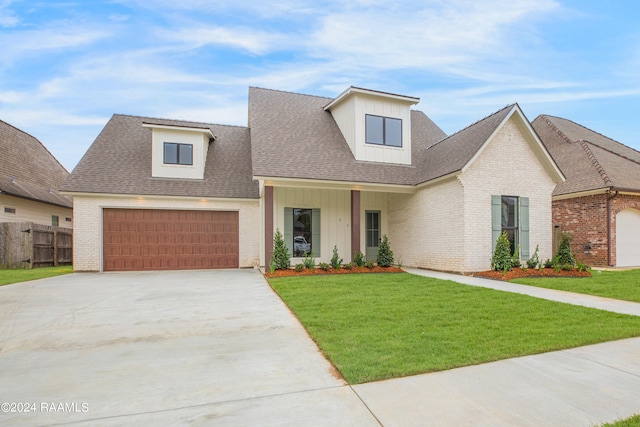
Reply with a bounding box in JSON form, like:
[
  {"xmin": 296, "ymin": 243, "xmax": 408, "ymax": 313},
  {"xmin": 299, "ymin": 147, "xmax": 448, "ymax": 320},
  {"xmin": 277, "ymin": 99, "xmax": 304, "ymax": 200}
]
[{"xmin": 1, "ymin": 0, "xmax": 639, "ymax": 171}]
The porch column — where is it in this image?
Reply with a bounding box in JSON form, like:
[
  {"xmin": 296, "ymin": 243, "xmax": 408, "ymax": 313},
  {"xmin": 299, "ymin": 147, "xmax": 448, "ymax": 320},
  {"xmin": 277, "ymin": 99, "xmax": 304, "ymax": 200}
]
[
  {"xmin": 265, "ymin": 185, "xmax": 274, "ymax": 269},
  {"xmin": 351, "ymin": 190, "xmax": 361, "ymax": 258}
]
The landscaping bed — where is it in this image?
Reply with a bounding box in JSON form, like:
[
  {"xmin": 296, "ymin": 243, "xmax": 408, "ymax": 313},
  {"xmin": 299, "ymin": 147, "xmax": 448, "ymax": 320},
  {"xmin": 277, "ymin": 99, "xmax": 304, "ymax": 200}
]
[
  {"xmin": 474, "ymin": 268, "xmax": 591, "ymax": 281},
  {"xmin": 265, "ymin": 265, "xmax": 404, "ymax": 278}
]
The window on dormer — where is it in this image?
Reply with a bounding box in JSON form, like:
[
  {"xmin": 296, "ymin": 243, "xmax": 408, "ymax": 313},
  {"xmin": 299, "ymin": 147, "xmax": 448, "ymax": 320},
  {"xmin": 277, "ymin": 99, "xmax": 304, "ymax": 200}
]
[
  {"xmin": 365, "ymin": 114, "xmax": 402, "ymax": 147},
  {"xmin": 163, "ymin": 142, "xmax": 193, "ymax": 165}
]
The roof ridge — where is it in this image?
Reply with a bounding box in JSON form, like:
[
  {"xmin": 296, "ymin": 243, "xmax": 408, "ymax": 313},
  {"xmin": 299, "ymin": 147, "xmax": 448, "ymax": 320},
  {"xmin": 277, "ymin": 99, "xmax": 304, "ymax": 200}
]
[
  {"xmin": 427, "ymin": 103, "xmax": 516, "ymax": 149},
  {"xmin": 537, "ymin": 115, "xmax": 575, "ymax": 145},
  {"xmin": 579, "ymin": 140, "xmax": 613, "ymax": 187},
  {"xmin": 113, "ymin": 113, "xmax": 248, "ymax": 129},
  {"xmin": 582, "ymin": 139, "xmax": 640, "ymax": 167},
  {"xmin": 0, "ymin": 119, "xmax": 70, "ymax": 174},
  {"xmin": 249, "ymin": 86, "xmax": 333, "ymax": 101}
]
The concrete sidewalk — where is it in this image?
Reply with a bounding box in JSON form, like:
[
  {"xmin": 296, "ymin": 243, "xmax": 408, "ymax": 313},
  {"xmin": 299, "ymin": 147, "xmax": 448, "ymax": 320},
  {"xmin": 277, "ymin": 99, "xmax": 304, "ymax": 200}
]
[
  {"xmin": 404, "ymin": 267, "xmax": 640, "ymax": 316},
  {"xmin": 354, "ymin": 337, "xmax": 640, "ymax": 426}
]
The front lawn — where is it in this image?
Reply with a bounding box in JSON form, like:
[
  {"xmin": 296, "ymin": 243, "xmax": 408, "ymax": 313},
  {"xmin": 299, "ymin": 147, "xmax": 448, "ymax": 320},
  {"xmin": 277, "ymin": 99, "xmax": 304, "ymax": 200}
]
[
  {"xmin": 512, "ymin": 269, "xmax": 640, "ymax": 303},
  {"xmin": 269, "ymin": 273, "xmax": 640, "ymax": 384},
  {"xmin": 0, "ymin": 266, "xmax": 73, "ymax": 286}
]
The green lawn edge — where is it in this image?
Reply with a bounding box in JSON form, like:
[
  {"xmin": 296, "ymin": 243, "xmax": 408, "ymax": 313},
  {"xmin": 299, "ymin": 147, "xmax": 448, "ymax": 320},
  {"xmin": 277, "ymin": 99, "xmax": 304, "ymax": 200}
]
[
  {"xmin": 269, "ymin": 272, "xmax": 640, "ymax": 384},
  {"xmin": 0, "ymin": 266, "xmax": 74, "ymax": 286},
  {"xmin": 512, "ymin": 269, "xmax": 640, "ymax": 303}
]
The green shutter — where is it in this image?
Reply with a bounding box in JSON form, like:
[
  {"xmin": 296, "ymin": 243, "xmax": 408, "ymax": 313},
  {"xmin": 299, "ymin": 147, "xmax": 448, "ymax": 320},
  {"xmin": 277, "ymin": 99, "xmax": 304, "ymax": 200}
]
[
  {"xmin": 284, "ymin": 207, "xmax": 293, "ymax": 256},
  {"xmin": 312, "ymin": 208, "xmax": 321, "ymax": 257},
  {"xmin": 491, "ymin": 195, "xmax": 502, "ymax": 252},
  {"xmin": 520, "ymin": 197, "xmax": 530, "ymax": 259}
]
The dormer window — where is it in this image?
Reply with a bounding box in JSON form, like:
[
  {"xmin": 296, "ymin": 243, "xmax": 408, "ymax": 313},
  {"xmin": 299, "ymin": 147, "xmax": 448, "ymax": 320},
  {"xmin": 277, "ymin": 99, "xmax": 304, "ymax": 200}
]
[
  {"xmin": 365, "ymin": 114, "xmax": 402, "ymax": 147},
  {"xmin": 163, "ymin": 142, "xmax": 193, "ymax": 165}
]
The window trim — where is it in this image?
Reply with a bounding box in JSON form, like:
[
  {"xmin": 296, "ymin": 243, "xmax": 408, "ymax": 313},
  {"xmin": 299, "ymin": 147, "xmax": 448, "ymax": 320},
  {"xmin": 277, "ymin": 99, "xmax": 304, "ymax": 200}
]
[
  {"xmin": 52, "ymin": 215, "xmax": 59, "ymax": 227},
  {"xmin": 284, "ymin": 207, "xmax": 321, "ymax": 257},
  {"xmin": 365, "ymin": 114, "xmax": 403, "ymax": 147},
  {"xmin": 163, "ymin": 142, "xmax": 193, "ymax": 166}
]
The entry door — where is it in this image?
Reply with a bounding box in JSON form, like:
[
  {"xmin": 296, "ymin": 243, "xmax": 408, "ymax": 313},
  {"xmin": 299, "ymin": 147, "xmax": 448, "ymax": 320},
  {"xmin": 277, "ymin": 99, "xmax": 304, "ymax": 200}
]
[{"xmin": 365, "ymin": 210, "xmax": 381, "ymax": 261}]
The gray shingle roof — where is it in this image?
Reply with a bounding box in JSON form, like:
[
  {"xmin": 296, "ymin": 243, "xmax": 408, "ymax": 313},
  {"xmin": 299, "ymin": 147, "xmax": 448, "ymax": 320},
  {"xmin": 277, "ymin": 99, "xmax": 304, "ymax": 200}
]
[
  {"xmin": 248, "ymin": 87, "xmax": 447, "ymax": 186},
  {"xmin": 62, "ymin": 115, "xmax": 259, "ymax": 199},
  {"xmin": 417, "ymin": 104, "xmax": 515, "ymax": 183},
  {"xmin": 532, "ymin": 115, "xmax": 640, "ymax": 196},
  {"xmin": 0, "ymin": 119, "xmax": 72, "ymax": 208}
]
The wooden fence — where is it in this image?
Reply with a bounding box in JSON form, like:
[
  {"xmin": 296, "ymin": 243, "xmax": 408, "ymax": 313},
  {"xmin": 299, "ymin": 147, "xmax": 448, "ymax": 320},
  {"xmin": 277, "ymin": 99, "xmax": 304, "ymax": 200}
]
[{"xmin": 0, "ymin": 222, "xmax": 72, "ymax": 269}]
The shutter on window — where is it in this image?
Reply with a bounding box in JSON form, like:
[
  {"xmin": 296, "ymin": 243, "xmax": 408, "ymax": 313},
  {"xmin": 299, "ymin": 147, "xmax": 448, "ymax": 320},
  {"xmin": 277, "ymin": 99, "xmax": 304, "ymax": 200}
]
[
  {"xmin": 520, "ymin": 197, "xmax": 530, "ymax": 259},
  {"xmin": 491, "ymin": 195, "xmax": 502, "ymax": 252},
  {"xmin": 284, "ymin": 207, "xmax": 293, "ymax": 256},
  {"xmin": 312, "ymin": 208, "xmax": 321, "ymax": 257}
]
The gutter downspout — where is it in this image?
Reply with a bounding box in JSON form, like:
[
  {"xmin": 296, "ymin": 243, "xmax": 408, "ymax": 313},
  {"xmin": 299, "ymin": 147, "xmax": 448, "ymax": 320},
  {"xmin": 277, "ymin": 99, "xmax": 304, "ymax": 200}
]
[{"xmin": 607, "ymin": 189, "xmax": 619, "ymax": 267}]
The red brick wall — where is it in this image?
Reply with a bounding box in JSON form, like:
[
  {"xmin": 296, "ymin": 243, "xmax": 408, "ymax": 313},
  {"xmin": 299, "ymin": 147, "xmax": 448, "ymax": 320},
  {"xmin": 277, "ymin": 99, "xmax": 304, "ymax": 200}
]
[
  {"xmin": 553, "ymin": 193, "xmax": 640, "ymax": 267},
  {"xmin": 552, "ymin": 194, "xmax": 608, "ymax": 266}
]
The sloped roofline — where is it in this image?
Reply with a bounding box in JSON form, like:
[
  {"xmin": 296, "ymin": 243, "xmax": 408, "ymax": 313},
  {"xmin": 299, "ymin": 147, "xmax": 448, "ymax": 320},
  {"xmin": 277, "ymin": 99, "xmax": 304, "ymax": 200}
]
[
  {"xmin": 323, "ymin": 86, "xmax": 420, "ymax": 111},
  {"xmin": 0, "ymin": 118, "xmax": 70, "ymax": 174},
  {"xmin": 461, "ymin": 104, "xmax": 565, "ymax": 182}
]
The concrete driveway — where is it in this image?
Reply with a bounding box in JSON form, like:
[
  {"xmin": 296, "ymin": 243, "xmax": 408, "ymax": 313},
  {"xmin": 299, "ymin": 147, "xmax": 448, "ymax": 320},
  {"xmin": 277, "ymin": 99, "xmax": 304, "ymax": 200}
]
[{"xmin": 0, "ymin": 270, "xmax": 378, "ymax": 426}]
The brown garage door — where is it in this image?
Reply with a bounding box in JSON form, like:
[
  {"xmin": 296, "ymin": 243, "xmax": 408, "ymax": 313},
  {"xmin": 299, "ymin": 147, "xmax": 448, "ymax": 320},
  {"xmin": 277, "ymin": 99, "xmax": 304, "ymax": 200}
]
[{"xmin": 103, "ymin": 209, "xmax": 239, "ymax": 271}]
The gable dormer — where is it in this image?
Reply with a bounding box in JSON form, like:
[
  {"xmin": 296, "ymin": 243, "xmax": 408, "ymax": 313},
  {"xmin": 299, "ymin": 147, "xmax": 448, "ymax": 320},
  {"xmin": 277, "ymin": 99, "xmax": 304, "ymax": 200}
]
[
  {"xmin": 324, "ymin": 87, "xmax": 418, "ymax": 165},
  {"xmin": 143, "ymin": 122, "xmax": 215, "ymax": 180}
]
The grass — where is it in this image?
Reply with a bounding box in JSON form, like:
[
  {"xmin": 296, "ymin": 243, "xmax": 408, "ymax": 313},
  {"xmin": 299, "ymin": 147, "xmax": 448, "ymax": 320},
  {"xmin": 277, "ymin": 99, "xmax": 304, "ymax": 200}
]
[
  {"xmin": 512, "ymin": 269, "xmax": 640, "ymax": 303},
  {"xmin": 601, "ymin": 414, "xmax": 640, "ymax": 426},
  {"xmin": 0, "ymin": 265, "xmax": 73, "ymax": 286},
  {"xmin": 269, "ymin": 272, "xmax": 640, "ymax": 384}
]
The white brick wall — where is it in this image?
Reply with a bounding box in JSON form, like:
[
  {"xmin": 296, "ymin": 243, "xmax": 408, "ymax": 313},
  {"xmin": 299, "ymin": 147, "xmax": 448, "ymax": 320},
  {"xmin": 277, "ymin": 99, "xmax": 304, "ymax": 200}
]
[
  {"xmin": 388, "ymin": 116, "xmax": 557, "ymax": 273},
  {"xmin": 460, "ymin": 118, "xmax": 557, "ymax": 271},
  {"xmin": 72, "ymin": 195, "xmax": 260, "ymax": 271},
  {"xmin": 389, "ymin": 178, "xmax": 466, "ymax": 272}
]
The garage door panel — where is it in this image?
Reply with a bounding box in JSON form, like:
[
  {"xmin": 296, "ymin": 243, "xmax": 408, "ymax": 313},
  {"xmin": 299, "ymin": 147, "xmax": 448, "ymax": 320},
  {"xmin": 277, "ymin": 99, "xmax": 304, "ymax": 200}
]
[
  {"xmin": 617, "ymin": 208, "xmax": 640, "ymax": 267},
  {"xmin": 103, "ymin": 209, "xmax": 239, "ymax": 271}
]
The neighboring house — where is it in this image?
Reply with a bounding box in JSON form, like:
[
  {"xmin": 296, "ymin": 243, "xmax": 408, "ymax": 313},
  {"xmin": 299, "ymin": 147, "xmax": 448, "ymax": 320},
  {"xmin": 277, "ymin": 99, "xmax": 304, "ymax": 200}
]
[
  {"xmin": 62, "ymin": 86, "xmax": 564, "ymax": 273},
  {"xmin": 533, "ymin": 116, "xmax": 640, "ymax": 267},
  {"xmin": 0, "ymin": 119, "xmax": 73, "ymax": 227}
]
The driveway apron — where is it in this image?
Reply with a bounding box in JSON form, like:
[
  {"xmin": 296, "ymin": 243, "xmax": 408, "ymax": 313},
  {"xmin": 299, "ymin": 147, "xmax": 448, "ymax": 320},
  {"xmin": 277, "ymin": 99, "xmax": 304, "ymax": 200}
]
[{"xmin": 0, "ymin": 270, "xmax": 378, "ymax": 426}]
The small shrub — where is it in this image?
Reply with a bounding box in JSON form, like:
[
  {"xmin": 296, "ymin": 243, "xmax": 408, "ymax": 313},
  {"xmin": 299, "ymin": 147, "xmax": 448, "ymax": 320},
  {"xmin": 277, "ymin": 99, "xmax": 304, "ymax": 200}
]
[
  {"xmin": 397, "ymin": 259, "xmax": 403, "ymax": 269},
  {"xmin": 376, "ymin": 234, "xmax": 394, "ymax": 267},
  {"xmin": 342, "ymin": 262, "xmax": 353, "ymax": 270},
  {"xmin": 318, "ymin": 262, "xmax": 330, "ymax": 271},
  {"xmin": 527, "ymin": 245, "xmax": 540, "ymax": 269},
  {"xmin": 511, "ymin": 244, "xmax": 521, "ymax": 269},
  {"xmin": 294, "ymin": 263, "xmax": 305, "ymax": 272},
  {"xmin": 556, "ymin": 232, "xmax": 576, "ymax": 266},
  {"xmin": 330, "ymin": 245, "xmax": 343, "ymax": 270},
  {"xmin": 521, "ymin": 265, "xmax": 527, "ymax": 272},
  {"xmin": 302, "ymin": 251, "xmax": 316, "ymax": 270},
  {"xmin": 576, "ymin": 261, "xmax": 591, "ymax": 272},
  {"xmin": 272, "ymin": 228, "xmax": 291, "ymax": 270},
  {"xmin": 353, "ymin": 251, "xmax": 366, "ymax": 267},
  {"xmin": 365, "ymin": 260, "xmax": 375, "ymax": 269},
  {"xmin": 492, "ymin": 232, "xmax": 513, "ymax": 272},
  {"xmin": 269, "ymin": 259, "xmax": 276, "ymax": 274},
  {"xmin": 560, "ymin": 263, "xmax": 574, "ymax": 271}
]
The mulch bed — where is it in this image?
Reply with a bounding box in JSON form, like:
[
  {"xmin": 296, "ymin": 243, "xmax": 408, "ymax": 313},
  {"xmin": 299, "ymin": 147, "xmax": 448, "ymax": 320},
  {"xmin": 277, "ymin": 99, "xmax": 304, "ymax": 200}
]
[
  {"xmin": 265, "ymin": 265, "xmax": 404, "ymax": 278},
  {"xmin": 474, "ymin": 268, "xmax": 592, "ymax": 281}
]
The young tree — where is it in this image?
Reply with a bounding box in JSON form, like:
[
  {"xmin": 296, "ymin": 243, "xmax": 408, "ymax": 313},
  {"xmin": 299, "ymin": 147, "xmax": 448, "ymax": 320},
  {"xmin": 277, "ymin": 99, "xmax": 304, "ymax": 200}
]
[
  {"xmin": 272, "ymin": 228, "xmax": 290, "ymax": 270},
  {"xmin": 376, "ymin": 234, "xmax": 395, "ymax": 267}
]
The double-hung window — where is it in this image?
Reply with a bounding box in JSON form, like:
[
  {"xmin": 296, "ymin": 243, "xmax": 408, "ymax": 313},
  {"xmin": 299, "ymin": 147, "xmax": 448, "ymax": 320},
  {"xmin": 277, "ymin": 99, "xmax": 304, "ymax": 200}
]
[
  {"xmin": 365, "ymin": 114, "xmax": 402, "ymax": 147},
  {"xmin": 163, "ymin": 142, "xmax": 193, "ymax": 165}
]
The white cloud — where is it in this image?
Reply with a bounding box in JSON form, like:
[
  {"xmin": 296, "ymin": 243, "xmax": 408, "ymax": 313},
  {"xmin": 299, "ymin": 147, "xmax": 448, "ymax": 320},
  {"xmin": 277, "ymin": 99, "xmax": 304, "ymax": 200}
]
[
  {"xmin": 309, "ymin": 0, "xmax": 561, "ymax": 77},
  {"xmin": 160, "ymin": 26, "xmax": 283, "ymax": 55},
  {"xmin": 0, "ymin": 0, "xmax": 18, "ymax": 27}
]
